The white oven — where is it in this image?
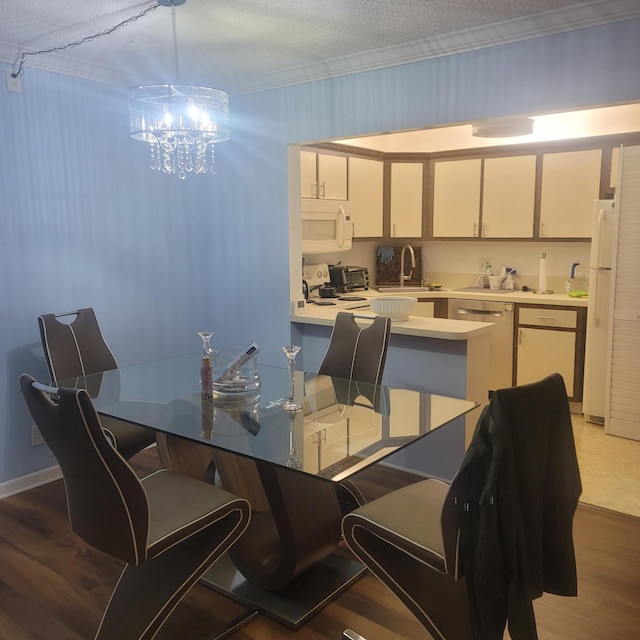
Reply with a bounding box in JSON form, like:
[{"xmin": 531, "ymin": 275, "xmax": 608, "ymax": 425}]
[{"xmin": 301, "ymin": 199, "xmax": 353, "ymax": 255}]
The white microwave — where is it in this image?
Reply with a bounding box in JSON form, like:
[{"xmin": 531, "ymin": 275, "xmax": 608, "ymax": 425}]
[{"xmin": 301, "ymin": 200, "xmax": 353, "ymax": 255}]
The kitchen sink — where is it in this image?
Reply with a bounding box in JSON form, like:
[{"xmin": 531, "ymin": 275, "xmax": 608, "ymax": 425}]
[{"xmin": 377, "ymin": 286, "xmax": 447, "ymax": 293}]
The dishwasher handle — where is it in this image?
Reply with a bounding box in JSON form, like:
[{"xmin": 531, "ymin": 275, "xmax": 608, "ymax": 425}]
[{"xmin": 454, "ymin": 307, "xmax": 503, "ymax": 318}]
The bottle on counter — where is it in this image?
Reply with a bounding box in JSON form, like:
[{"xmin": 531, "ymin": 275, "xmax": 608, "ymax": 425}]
[
  {"xmin": 566, "ymin": 262, "xmax": 587, "ymax": 293},
  {"xmin": 201, "ymin": 355, "xmax": 213, "ymax": 397}
]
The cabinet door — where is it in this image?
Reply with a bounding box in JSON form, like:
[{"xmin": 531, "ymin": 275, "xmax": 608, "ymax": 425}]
[
  {"xmin": 300, "ymin": 150, "xmax": 318, "ymax": 198},
  {"xmin": 349, "ymin": 157, "xmax": 383, "ymax": 237},
  {"xmin": 539, "ymin": 149, "xmax": 602, "ymax": 238},
  {"xmin": 432, "ymin": 159, "xmax": 482, "ymax": 238},
  {"xmin": 390, "ymin": 162, "xmax": 423, "ymax": 238},
  {"xmin": 413, "ymin": 301, "xmax": 435, "ymax": 317},
  {"xmin": 482, "ymin": 155, "xmax": 536, "ymax": 238},
  {"xmin": 516, "ymin": 327, "xmax": 576, "ymax": 394},
  {"xmin": 318, "ymin": 153, "xmax": 348, "ymax": 200}
]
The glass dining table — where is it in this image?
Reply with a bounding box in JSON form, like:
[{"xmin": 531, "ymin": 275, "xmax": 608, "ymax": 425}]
[{"xmin": 64, "ymin": 353, "xmax": 477, "ymax": 630}]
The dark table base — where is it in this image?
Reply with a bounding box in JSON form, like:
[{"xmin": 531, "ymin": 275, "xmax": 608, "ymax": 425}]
[{"xmin": 201, "ymin": 551, "xmax": 366, "ymax": 630}]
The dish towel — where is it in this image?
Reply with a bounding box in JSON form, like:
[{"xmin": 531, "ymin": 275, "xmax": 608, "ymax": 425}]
[{"xmin": 377, "ymin": 246, "xmax": 395, "ymax": 264}]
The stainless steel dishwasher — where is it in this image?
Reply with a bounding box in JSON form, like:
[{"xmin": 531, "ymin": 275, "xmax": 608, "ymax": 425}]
[{"xmin": 448, "ymin": 299, "xmax": 515, "ymax": 391}]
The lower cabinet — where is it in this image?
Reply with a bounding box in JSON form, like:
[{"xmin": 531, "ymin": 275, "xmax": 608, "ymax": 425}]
[
  {"xmin": 515, "ymin": 305, "xmax": 586, "ymax": 401},
  {"xmin": 414, "ymin": 298, "xmax": 448, "ymax": 318}
]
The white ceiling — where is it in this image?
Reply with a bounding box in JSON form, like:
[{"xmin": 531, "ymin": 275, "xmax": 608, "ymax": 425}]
[{"xmin": 1, "ymin": 0, "xmax": 639, "ymax": 95}]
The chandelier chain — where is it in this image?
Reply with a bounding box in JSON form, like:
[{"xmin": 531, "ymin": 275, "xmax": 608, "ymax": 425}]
[{"xmin": 12, "ymin": 3, "xmax": 159, "ymax": 78}]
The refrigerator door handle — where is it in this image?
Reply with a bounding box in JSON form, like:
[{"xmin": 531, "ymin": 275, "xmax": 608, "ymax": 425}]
[{"xmin": 593, "ymin": 207, "xmax": 607, "ymax": 268}]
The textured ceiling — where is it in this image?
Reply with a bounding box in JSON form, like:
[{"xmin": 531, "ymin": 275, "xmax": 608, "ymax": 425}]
[{"xmin": 0, "ymin": 0, "xmax": 638, "ymax": 94}]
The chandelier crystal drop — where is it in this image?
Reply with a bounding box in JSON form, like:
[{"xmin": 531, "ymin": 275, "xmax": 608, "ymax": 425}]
[{"xmin": 128, "ymin": 84, "xmax": 230, "ymax": 179}]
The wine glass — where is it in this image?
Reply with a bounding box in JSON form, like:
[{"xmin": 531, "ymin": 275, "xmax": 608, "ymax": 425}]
[
  {"xmin": 281, "ymin": 345, "xmax": 302, "ymax": 412},
  {"xmin": 285, "ymin": 411, "xmax": 303, "ymax": 469},
  {"xmin": 197, "ymin": 330, "xmax": 214, "ymax": 356}
]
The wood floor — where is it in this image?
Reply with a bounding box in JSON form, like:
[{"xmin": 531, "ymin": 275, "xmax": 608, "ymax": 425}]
[{"xmin": 1, "ymin": 448, "xmax": 639, "ymax": 640}]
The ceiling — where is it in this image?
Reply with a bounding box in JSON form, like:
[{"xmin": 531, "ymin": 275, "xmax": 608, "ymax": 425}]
[
  {"xmin": 333, "ymin": 103, "xmax": 640, "ymax": 153},
  {"xmin": 1, "ymin": 0, "xmax": 639, "ymax": 95}
]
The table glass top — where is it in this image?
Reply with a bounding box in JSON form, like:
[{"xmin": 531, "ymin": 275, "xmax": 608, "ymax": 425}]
[{"xmin": 63, "ymin": 353, "xmax": 477, "ymax": 481}]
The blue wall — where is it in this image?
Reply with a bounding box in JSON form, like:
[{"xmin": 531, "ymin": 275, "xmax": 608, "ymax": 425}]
[{"xmin": 2, "ymin": 19, "xmax": 639, "ymax": 485}]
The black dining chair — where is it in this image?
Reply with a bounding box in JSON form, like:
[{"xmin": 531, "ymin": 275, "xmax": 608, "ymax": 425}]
[
  {"xmin": 38, "ymin": 307, "xmax": 156, "ymax": 459},
  {"xmin": 318, "ymin": 312, "xmax": 392, "ymax": 511},
  {"xmin": 20, "ymin": 374, "xmax": 251, "ymax": 640},
  {"xmin": 341, "ymin": 373, "xmax": 582, "ymax": 640}
]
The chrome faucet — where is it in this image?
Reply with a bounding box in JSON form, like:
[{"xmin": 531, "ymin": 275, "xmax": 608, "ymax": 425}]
[{"xmin": 399, "ymin": 244, "xmax": 416, "ymax": 287}]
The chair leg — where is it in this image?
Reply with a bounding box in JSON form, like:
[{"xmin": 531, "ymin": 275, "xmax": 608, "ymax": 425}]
[{"xmin": 95, "ymin": 510, "xmax": 246, "ymax": 640}]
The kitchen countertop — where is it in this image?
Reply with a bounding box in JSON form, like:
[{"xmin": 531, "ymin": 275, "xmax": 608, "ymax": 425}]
[
  {"xmin": 292, "ymin": 295, "xmax": 492, "ymax": 341},
  {"xmin": 374, "ymin": 287, "xmax": 589, "ymax": 306},
  {"xmin": 291, "ymin": 287, "xmax": 587, "ymax": 341}
]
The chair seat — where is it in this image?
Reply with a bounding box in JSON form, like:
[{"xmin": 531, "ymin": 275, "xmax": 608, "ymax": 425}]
[
  {"xmin": 344, "ymin": 478, "xmax": 449, "ymax": 574},
  {"xmin": 142, "ymin": 469, "xmax": 248, "ymax": 556}
]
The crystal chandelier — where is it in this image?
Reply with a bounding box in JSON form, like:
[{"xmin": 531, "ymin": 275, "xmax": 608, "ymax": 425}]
[{"xmin": 128, "ymin": 0, "xmax": 230, "ymax": 179}]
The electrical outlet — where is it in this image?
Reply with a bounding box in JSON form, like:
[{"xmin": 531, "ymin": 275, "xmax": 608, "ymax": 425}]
[
  {"xmin": 478, "ymin": 258, "xmax": 492, "ymax": 272},
  {"xmin": 31, "ymin": 425, "xmax": 45, "ymax": 447},
  {"xmin": 6, "ymin": 68, "xmax": 22, "ymax": 92}
]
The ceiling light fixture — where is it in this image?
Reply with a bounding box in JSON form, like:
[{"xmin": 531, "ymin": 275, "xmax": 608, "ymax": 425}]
[
  {"xmin": 128, "ymin": 0, "xmax": 230, "ymax": 179},
  {"xmin": 471, "ymin": 117, "xmax": 534, "ymax": 138}
]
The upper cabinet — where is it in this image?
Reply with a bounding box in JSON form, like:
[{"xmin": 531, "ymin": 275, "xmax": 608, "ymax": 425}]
[
  {"xmin": 432, "ymin": 155, "xmax": 536, "ymax": 239},
  {"xmin": 348, "ymin": 157, "xmax": 384, "ymax": 238},
  {"xmin": 298, "ymin": 135, "xmax": 636, "ymax": 243},
  {"xmin": 389, "ymin": 162, "xmax": 424, "ymax": 238},
  {"xmin": 432, "ymin": 159, "xmax": 482, "ymax": 238},
  {"xmin": 539, "ymin": 149, "xmax": 602, "ymax": 238},
  {"xmin": 482, "ymin": 155, "xmax": 536, "ymax": 238},
  {"xmin": 300, "ymin": 150, "xmax": 348, "ymax": 200}
]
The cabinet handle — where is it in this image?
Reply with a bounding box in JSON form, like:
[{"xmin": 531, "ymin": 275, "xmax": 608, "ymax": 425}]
[
  {"xmin": 519, "ymin": 329, "xmax": 523, "ymax": 345},
  {"xmin": 392, "ymin": 223, "xmax": 396, "ymax": 237},
  {"xmin": 483, "ymin": 223, "xmax": 488, "ymax": 237},
  {"xmin": 473, "ymin": 222, "xmax": 478, "ymax": 237},
  {"xmin": 320, "ymin": 182, "xmax": 326, "ymax": 198},
  {"xmin": 312, "ymin": 182, "xmax": 318, "ymax": 198},
  {"xmin": 540, "ymin": 222, "xmax": 545, "ymax": 237},
  {"xmin": 537, "ymin": 315, "xmax": 556, "ymax": 320}
]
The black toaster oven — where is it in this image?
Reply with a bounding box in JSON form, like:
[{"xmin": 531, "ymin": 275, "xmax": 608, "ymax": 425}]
[{"xmin": 328, "ymin": 265, "xmax": 370, "ymax": 293}]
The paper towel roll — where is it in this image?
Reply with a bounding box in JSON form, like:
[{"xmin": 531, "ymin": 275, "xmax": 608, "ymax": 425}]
[{"xmin": 538, "ymin": 255, "xmax": 548, "ymax": 292}]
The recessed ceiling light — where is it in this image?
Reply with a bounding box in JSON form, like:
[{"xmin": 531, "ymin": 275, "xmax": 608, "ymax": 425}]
[{"xmin": 471, "ymin": 117, "xmax": 534, "ymax": 138}]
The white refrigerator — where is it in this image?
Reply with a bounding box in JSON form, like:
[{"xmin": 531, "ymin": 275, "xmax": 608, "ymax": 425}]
[{"xmin": 582, "ymin": 199, "xmax": 616, "ymax": 424}]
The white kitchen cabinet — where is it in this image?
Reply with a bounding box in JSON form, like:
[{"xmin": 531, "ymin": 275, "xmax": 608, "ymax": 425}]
[
  {"xmin": 432, "ymin": 159, "xmax": 482, "ymax": 238},
  {"xmin": 517, "ymin": 327, "xmax": 576, "ymax": 391},
  {"xmin": 390, "ymin": 162, "xmax": 423, "ymax": 238},
  {"xmin": 515, "ymin": 305, "xmax": 586, "ymax": 401},
  {"xmin": 300, "ymin": 150, "xmax": 348, "ymax": 200},
  {"xmin": 482, "ymin": 155, "xmax": 536, "ymax": 238},
  {"xmin": 539, "ymin": 149, "xmax": 602, "ymax": 238},
  {"xmin": 348, "ymin": 156, "xmax": 384, "ymax": 237},
  {"xmin": 413, "ymin": 301, "xmax": 435, "ymax": 318}
]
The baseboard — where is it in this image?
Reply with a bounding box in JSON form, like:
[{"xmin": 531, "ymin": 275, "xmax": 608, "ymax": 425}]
[{"xmin": 0, "ymin": 465, "xmax": 62, "ymax": 500}]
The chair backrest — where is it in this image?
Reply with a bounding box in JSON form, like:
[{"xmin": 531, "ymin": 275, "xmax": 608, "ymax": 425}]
[
  {"xmin": 38, "ymin": 308, "xmax": 118, "ymax": 385},
  {"xmin": 318, "ymin": 312, "xmax": 391, "ymax": 385},
  {"xmin": 20, "ymin": 374, "xmax": 149, "ymax": 565}
]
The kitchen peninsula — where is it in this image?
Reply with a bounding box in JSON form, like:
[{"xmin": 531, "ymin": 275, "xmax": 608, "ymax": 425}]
[{"xmin": 291, "ymin": 298, "xmax": 492, "ymax": 478}]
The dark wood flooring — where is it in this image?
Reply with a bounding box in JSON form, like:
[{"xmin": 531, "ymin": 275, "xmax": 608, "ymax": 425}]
[{"xmin": 1, "ymin": 448, "xmax": 639, "ymax": 640}]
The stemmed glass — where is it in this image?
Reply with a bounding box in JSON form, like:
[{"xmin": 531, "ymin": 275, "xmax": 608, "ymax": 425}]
[
  {"xmin": 197, "ymin": 330, "xmax": 214, "ymax": 356},
  {"xmin": 285, "ymin": 411, "xmax": 303, "ymax": 469},
  {"xmin": 281, "ymin": 345, "xmax": 302, "ymax": 412}
]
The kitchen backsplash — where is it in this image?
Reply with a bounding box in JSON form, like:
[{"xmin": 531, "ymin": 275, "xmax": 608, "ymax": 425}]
[{"xmin": 323, "ymin": 240, "xmax": 592, "ymax": 291}]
